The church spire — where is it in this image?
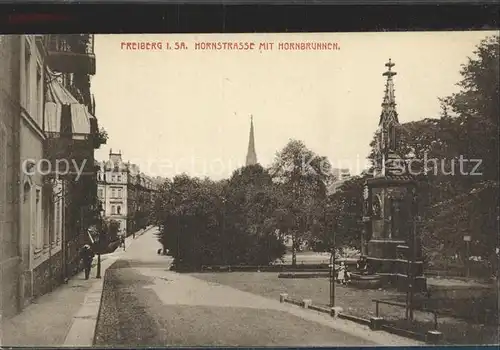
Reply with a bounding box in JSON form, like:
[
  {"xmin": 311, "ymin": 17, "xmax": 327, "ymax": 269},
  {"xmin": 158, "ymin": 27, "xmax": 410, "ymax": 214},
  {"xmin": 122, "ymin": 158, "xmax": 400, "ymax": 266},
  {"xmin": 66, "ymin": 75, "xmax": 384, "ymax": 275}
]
[
  {"xmin": 245, "ymin": 115, "xmax": 258, "ymax": 166},
  {"xmin": 374, "ymin": 59, "xmax": 402, "ymax": 175},
  {"xmin": 379, "ymin": 58, "xmax": 398, "ymax": 125}
]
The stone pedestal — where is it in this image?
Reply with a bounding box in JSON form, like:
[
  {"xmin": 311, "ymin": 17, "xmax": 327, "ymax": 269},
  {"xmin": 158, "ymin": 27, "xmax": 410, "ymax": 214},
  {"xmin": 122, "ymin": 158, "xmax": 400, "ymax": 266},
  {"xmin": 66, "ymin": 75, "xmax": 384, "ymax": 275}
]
[
  {"xmin": 370, "ymin": 316, "xmax": 385, "ymax": 330},
  {"xmin": 365, "ymin": 241, "xmax": 427, "ymax": 292},
  {"xmin": 279, "ymin": 293, "xmax": 288, "ymax": 303},
  {"xmin": 330, "ymin": 306, "xmax": 343, "ymax": 318},
  {"xmin": 361, "ymin": 177, "xmax": 427, "ymax": 292},
  {"xmin": 350, "ymin": 273, "xmax": 383, "ymax": 289},
  {"xmin": 426, "ymin": 330, "xmax": 443, "ymax": 344}
]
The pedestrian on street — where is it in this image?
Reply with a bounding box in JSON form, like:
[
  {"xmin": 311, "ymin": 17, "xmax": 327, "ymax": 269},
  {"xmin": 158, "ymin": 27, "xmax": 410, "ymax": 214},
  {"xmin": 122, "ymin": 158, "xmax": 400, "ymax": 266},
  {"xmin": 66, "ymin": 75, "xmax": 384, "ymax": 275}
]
[
  {"xmin": 80, "ymin": 244, "xmax": 95, "ymax": 280},
  {"xmin": 356, "ymin": 256, "xmax": 368, "ymax": 275},
  {"xmin": 121, "ymin": 235, "xmax": 126, "ymax": 251},
  {"xmin": 337, "ymin": 262, "xmax": 350, "ymax": 285}
]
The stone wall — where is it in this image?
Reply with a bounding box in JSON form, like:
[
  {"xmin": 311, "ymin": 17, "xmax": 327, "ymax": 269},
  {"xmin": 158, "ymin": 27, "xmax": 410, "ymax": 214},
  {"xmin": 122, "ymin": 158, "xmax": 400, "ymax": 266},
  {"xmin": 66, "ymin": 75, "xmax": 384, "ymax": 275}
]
[
  {"xmin": 64, "ymin": 234, "xmax": 86, "ymax": 278},
  {"xmin": 0, "ymin": 258, "xmax": 21, "ymax": 318},
  {"xmin": 32, "ymin": 250, "xmax": 63, "ymax": 299},
  {"xmin": 367, "ymin": 240, "xmax": 405, "ymax": 260}
]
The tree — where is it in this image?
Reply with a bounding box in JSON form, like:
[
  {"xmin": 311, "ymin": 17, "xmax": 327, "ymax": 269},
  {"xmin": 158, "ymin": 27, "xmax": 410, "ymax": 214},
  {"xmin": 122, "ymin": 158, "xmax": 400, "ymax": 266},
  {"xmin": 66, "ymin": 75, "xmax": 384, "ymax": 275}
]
[
  {"xmin": 308, "ymin": 174, "xmax": 367, "ymax": 254},
  {"xmin": 270, "ymin": 139, "xmax": 333, "ymax": 265},
  {"xmin": 94, "ymin": 219, "xmax": 120, "ymax": 251},
  {"xmin": 330, "ymin": 176, "xmax": 366, "ymax": 250},
  {"xmin": 441, "ymin": 35, "xmax": 499, "ymax": 183},
  {"xmin": 151, "ymin": 170, "xmax": 286, "ymax": 270},
  {"xmin": 94, "ymin": 127, "xmax": 108, "ymax": 150},
  {"xmin": 365, "ymin": 36, "xmax": 499, "ymax": 267},
  {"xmin": 423, "ymin": 35, "xmax": 500, "ymax": 265},
  {"xmin": 224, "ymin": 165, "xmax": 286, "ymax": 265}
]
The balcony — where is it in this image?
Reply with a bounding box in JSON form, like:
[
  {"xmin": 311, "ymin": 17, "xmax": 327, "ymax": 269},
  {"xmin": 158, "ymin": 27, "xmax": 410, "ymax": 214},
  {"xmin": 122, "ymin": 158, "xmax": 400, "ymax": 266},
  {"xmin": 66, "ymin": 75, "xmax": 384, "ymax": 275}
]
[{"xmin": 45, "ymin": 35, "xmax": 96, "ymax": 75}]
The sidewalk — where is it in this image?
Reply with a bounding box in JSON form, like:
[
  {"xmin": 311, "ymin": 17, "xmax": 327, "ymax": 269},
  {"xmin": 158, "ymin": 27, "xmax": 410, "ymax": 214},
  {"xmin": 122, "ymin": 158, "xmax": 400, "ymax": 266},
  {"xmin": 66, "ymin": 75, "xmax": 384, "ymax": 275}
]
[{"xmin": 0, "ymin": 228, "xmax": 154, "ymax": 347}]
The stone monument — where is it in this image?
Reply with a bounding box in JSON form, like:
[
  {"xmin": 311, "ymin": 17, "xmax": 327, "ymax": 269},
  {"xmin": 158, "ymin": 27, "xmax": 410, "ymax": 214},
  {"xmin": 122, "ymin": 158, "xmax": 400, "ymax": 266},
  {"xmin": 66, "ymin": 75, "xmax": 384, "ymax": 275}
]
[{"xmin": 353, "ymin": 59, "xmax": 427, "ymax": 292}]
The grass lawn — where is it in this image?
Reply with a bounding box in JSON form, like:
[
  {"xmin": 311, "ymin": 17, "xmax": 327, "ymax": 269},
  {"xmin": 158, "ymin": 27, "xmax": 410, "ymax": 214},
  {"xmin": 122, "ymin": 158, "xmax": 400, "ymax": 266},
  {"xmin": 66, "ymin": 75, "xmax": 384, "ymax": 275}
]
[{"xmin": 190, "ymin": 272, "xmax": 498, "ymax": 345}]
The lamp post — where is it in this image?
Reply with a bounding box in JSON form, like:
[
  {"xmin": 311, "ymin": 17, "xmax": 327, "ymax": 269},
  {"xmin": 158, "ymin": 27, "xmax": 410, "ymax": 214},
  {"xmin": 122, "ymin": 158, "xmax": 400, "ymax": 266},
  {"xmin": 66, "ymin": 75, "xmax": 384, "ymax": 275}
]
[
  {"xmin": 406, "ymin": 185, "xmax": 418, "ymax": 321},
  {"xmin": 221, "ymin": 197, "xmax": 227, "ymax": 265},
  {"xmin": 325, "ymin": 201, "xmax": 336, "ymax": 307},
  {"xmin": 410, "ymin": 186, "xmax": 419, "ymax": 321},
  {"xmin": 329, "ymin": 247, "xmax": 336, "ymax": 307},
  {"xmin": 96, "ymin": 206, "xmax": 104, "ymax": 279}
]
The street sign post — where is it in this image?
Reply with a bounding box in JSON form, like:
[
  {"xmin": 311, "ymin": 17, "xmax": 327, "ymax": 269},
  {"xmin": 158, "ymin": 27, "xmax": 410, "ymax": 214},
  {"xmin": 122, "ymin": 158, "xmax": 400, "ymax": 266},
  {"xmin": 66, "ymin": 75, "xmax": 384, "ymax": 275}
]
[{"xmin": 464, "ymin": 235, "xmax": 471, "ymax": 277}]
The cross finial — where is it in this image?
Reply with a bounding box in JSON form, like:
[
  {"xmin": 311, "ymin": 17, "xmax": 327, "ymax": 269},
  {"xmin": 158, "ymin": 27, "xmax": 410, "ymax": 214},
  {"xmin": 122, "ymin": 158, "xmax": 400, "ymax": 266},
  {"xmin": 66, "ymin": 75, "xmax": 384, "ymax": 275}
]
[
  {"xmin": 383, "ymin": 58, "xmax": 397, "ymax": 78},
  {"xmin": 386, "ymin": 58, "xmax": 394, "ymax": 69}
]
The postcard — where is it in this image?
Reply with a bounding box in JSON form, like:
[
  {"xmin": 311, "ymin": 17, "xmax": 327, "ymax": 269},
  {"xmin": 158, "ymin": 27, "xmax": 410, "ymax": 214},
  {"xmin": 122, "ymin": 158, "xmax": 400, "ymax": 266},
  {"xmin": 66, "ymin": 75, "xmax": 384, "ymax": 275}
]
[{"xmin": 1, "ymin": 31, "xmax": 498, "ymax": 347}]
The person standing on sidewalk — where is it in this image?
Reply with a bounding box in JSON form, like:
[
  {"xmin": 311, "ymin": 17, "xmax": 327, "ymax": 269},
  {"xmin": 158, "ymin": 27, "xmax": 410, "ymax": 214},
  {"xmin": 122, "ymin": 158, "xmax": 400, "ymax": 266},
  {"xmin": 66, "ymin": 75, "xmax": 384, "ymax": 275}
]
[
  {"xmin": 80, "ymin": 244, "xmax": 95, "ymax": 280},
  {"xmin": 120, "ymin": 234, "xmax": 126, "ymax": 251}
]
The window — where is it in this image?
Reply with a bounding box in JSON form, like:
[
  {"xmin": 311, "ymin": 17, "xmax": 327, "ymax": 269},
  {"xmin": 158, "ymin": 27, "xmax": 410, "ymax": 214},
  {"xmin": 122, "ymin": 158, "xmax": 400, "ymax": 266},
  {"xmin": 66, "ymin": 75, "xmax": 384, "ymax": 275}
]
[
  {"xmin": 98, "ymin": 189, "xmax": 104, "ymax": 198},
  {"xmin": 36, "ymin": 64, "xmax": 43, "ymax": 125},
  {"xmin": 54, "ymin": 199, "xmax": 61, "ymax": 242},
  {"xmin": 117, "ymin": 188, "xmax": 122, "ymax": 198},
  {"xmin": 35, "ymin": 188, "xmax": 42, "ymax": 249},
  {"xmin": 112, "ymin": 188, "xmax": 116, "ymax": 198},
  {"xmin": 117, "ymin": 206, "xmax": 121, "ymax": 215},
  {"xmin": 46, "ymin": 188, "xmax": 53, "ymax": 245},
  {"xmin": 24, "ymin": 41, "xmax": 31, "ymax": 112},
  {"xmin": 111, "ymin": 205, "xmax": 116, "ymax": 214},
  {"xmin": 112, "ymin": 175, "xmax": 116, "ymax": 182},
  {"xmin": 117, "ymin": 175, "xmax": 121, "ymax": 182}
]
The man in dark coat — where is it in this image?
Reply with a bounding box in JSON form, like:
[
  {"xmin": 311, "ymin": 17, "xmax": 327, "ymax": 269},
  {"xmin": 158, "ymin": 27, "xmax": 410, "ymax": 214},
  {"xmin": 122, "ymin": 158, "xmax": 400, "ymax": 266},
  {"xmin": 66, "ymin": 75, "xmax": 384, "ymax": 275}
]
[
  {"xmin": 356, "ymin": 256, "xmax": 368, "ymax": 275},
  {"xmin": 80, "ymin": 244, "xmax": 95, "ymax": 280},
  {"xmin": 120, "ymin": 234, "xmax": 126, "ymax": 251}
]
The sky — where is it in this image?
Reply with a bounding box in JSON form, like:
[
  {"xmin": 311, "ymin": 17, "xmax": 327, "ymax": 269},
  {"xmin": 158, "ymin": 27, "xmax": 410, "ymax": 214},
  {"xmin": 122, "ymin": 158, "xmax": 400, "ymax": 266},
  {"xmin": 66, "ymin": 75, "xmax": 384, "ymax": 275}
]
[{"xmin": 92, "ymin": 31, "xmax": 498, "ymax": 180}]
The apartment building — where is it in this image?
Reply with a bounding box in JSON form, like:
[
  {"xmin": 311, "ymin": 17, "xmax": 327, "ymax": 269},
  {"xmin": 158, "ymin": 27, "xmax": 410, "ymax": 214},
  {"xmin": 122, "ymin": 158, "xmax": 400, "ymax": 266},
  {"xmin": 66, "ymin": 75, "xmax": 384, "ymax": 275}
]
[
  {"xmin": 97, "ymin": 150, "xmax": 159, "ymax": 235},
  {"xmin": 0, "ymin": 35, "xmax": 22, "ymax": 319},
  {"xmin": 0, "ymin": 34, "xmax": 100, "ymax": 319}
]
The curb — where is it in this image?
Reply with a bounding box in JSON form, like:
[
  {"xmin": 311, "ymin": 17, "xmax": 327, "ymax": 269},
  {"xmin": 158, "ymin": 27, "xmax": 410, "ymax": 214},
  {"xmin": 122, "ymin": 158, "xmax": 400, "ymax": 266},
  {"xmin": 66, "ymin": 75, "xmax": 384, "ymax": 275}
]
[
  {"xmin": 63, "ymin": 256, "xmax": 118, "ymax": 347},
  {"xmin": 279, "ymin": 294, "xmax": 436, "ymax": 344},
  {"xmin": 63, "ymin": 228, "xmax": 151, "ymax": 346}
]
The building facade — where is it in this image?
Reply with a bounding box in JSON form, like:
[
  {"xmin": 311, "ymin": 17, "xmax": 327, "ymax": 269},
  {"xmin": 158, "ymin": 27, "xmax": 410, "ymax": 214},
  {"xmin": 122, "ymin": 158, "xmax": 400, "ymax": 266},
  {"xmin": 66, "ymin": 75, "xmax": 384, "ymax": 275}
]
[
  {"xmin": 43, "ymin": 34, "xmax": 101, "ymax": 286},
  {"xmin": 1, "ymin": 34, "xmax": 100, "ymax": 319},
  {"xmin": 97, "ymin": 150, "xmax": 128, "ymax": 232},
  {"xmin": 18, "ymin": 35, "xmax": 64, "ymax": 307},
  {"xmin": 328, "ymin": 168, "xmax": 351, "ymax": 194},
  {"xmin": 0, "ymin": 35, "xmax": 22, "ymax": 319},
  {"xmin": 97, "ymin": 150, "xmax": 159, "ymax": 236}
]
